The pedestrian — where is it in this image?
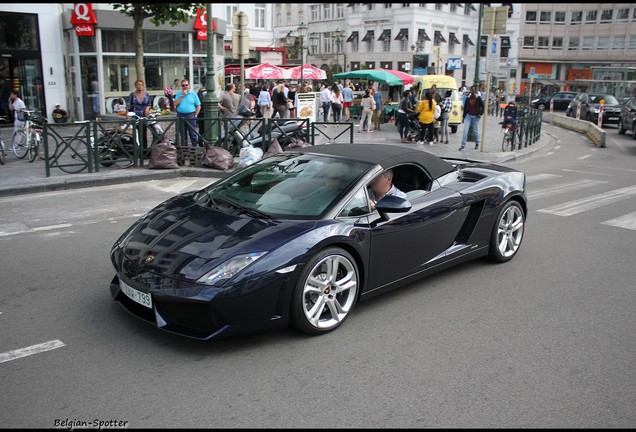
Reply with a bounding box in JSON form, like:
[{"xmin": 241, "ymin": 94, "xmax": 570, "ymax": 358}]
[
  {"xmin": 342, "ymin": 83, "xmax": 354, "ymax": 121},
  {"xmin": 218, "ymin": 82, "xmax": 240, "ymax": 137},
  {"xmin": 439, "ymin": 90, "xmax": 452, "ymax": 144},
  {"xmin": 357, "ymin": 88, "xmax": 375, "ymax": 133},
  {"xmin": 287, "ymin": 85, "xmax": 297, "ymax": 118},
  {"xmin": 320, "ymin": 84, "xmax": 331, "ymax": 123},
  {"xmin": 271, "ymin": 82, "xmax": 287, "ymax": 118},
  {"xmin": 430, "ymin": 84, "xmax": 443, "ymax": 142},
  {"xmin": 330, "ymin": 86, "xmax": 343, "ymax": 123},
  {"xmin": 459, "ymin": 85, "xmax": 484, "ymax": 151},
  {"xmin": 127, "ymin": 79, "xmax": 152, "ymax": 148},
  {"xmin": 396, "ymin": 90, "xmax": 415, "ymax": 143},
  {"xmin": 196, "ymin": 85, "xmax": 207, "ymax": 137},
  {"xmin": 257, "ymin": 84, "xmax": 273, "ymax": 119},
  {"xmin": 372, "ymin": 87, "xmax": 383, "ymax": 131},
  {"xmin": 173, "ymin": 79, "xmax": 201, "ymax": 147},
  {"xmin": 8, "ymin": 90, "xmax": 26, "ymax": 140},
  {"xmin": 416, "ymin": 90, "xmax": 436, "ymax": 146}
]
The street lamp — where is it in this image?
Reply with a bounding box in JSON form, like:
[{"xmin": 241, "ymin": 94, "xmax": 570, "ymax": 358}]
[
  {"xmin": 331, "ymin": 28, "xmax": 344, "ymax": 74},
  {"xmin": 285, "ymin": 23, "xmax": 309, "ymax": 90},
  {"xmin": 309, "ymin": 32, "xmax": 319, "ymax": 55}
]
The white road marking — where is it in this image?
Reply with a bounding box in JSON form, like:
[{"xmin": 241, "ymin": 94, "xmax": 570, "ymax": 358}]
[
  {"xmin": 586, "ymin": 165, "xmax": 636, "ymax": 173},
  {"xmin": 562, "ymin": 169, "xmax": 614, "ymax": 177},
  {"xmin": 0, "ymin": 339, "xmax": 66, "ymax": 364},
  {"xmin": 537, "ymin": 185, "xmax": 636, "ymax": 216},
  {"xmin": 577, "ymin": 154, "xmax": 592, "ymax": 160},
  {"xmin": 151, "ymin": 179, "xmax": 200, "ymax": 194},
  {"xmin": 528, "ymin": 179, "xmax": 607, "ymax": 200},
  {"xmin": 526, "ymin": 173, "xmax": 563, "ymax": 183},
  {"xmin": 602, "ymin": 211, "xmax": 636, "ymax": 231}
]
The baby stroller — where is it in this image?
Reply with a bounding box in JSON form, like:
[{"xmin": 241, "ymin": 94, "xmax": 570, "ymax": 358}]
[{"xmin": 405, "ymin": 112, "xmax": 422, "ymax": 142}]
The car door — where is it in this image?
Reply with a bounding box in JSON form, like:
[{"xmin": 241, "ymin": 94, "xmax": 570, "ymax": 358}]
[{"xmin": 366, "ymin": 186, "xmax": 466, "ymax": 291}]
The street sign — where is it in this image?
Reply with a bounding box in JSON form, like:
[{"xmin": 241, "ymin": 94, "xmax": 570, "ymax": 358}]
[
  {"xmin": 446, "ymin": 58, "xmax": 462, "ymax": 71},
  {"xmin": 487, "ymin": 36, "xmax": 499, "ymax": 73},
  {"xmin": 482, "ymin": 6, "xmax": 509, "ymax": 35}
]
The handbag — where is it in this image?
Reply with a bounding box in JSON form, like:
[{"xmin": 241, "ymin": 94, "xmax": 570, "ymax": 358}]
[{"xmin": 287, "ymin": 100, "xmax": 294, "ymax": 109}]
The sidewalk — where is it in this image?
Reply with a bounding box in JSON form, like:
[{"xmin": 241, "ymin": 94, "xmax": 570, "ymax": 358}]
[{"xmin": 0, "ymin": 114, "xmax": 553, "ymax": 197}]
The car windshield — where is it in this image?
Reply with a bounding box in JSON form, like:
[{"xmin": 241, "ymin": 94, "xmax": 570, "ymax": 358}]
[
  {"xmin": 202, "ymin": 153, "xmax": 371, "ymax": 219},
  {"xmin": 590, "ymin": 94, "xmax": 619, "ymax": 105}
]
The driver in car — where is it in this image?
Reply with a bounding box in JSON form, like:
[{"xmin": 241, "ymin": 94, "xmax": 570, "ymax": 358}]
[{"xmin": 368, "ymin": 168, "xmax": 406, "ymax": 209}]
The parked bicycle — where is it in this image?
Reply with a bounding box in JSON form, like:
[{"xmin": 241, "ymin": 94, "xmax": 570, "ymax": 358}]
[
  {"xmin": 500, "ymin": 121, "xmax": 520, "ymax": 152},
  {"xmin": 12, "ymin": 109, "xmax": 47, "ymax": 162}
]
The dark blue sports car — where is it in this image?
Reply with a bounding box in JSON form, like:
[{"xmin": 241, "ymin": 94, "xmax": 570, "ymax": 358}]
[{"xmin": 110, "ymin": 144, "xmax": 527, "ymax": 340}]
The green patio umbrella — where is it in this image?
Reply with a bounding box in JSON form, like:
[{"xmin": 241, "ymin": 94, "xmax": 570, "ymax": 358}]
[{"xmin": 333, "ymin": 69, "xmax": 412, "ymax": 86}]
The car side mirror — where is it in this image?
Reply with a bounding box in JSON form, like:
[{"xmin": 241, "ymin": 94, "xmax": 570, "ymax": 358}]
[{"xmin": 375, "ymin": 195, "xmax": 412, "ymax": 221}]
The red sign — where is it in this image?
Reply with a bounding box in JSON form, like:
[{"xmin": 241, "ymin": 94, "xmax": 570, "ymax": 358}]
[
  {"xmin": 194, "ymin": 7, "xmax": 216, "ymax": 40},
  {"xmin": 71, "ymin": 3, "xmax": 97, "ymax": 37}
]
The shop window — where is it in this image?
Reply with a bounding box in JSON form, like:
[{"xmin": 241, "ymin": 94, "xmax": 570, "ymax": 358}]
[
  {"xmin": 144, "ymin": 31, "xmax": 188, "ymax": 54},
  {"xmin": 102, "ymin": 30, "xmax": 134, "ymax": 52},
  {"xmin": 0, "ymin": 12, "xmax": 40, "ymax": 50}
]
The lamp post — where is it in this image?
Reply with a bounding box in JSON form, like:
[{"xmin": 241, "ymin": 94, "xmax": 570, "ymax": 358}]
[
  {"xmin": 203, "ymin": 3, "xmax": 219, "ymax": 143},
  {"xmin": 286, "ymin": 23, "xmax": 309, "ymax": 90},
  {"xmin": 331, "ymin": 28, "xmax": 344, "ymax": 76}
]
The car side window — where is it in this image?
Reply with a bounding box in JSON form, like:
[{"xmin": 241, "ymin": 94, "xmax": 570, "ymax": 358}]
[{"xmin": 339, "ymin": 187, "xmax": 371, "ymax": 217}]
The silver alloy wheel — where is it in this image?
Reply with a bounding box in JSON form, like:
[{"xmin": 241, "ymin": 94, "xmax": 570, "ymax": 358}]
[
  {"xmin": 497, "ymin": 204, "xmax": 524, "ymax": 258},
  {"xmin": 301, "ymin": 253, "xmax": 358, "ymax": 330}
]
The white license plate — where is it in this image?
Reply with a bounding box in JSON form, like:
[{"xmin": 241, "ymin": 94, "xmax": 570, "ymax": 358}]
[
  {"xmin": 119, "ymin": 279, "xmax": 152, "ymax": 309},
  {"xmin": 608, "ymin": 117, "xmax": 619, "ymax": 120}
]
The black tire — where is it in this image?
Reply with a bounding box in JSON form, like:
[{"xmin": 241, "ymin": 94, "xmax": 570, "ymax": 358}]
[
  {"xmin": 12, "ymin": 130, "xmax": 28, "ymax": 159},
  {"xmin": 290, "ymin": 247, "xmax": 360, "ymax": 335},
  {"xmin": 488, "ymin": 200, "xmax": 525, "ymax": 263},
  {"xmin": 618, "ymin": 119, "xmax": 626, "ymax": 135},
  {"xmin": 28, "ymin": 140, "xmax": 37, "ymax": 162},
  {"xmin": 537, "ymin": 103, "xmax": 546, "ymax": 111}
]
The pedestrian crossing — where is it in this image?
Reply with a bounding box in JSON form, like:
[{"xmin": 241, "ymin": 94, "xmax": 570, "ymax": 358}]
[{"xmin": 527, "ymin": 173, "xmax": 636, "ymax": 231}]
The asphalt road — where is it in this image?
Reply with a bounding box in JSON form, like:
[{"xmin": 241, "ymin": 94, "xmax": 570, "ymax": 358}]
[{"xmin": 0, "ymin": 125, "xmax": 634, "ymax": 428}]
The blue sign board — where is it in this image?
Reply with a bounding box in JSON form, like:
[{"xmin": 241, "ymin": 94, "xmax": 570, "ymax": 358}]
[{"xmin": 446, "ymin": 58, "xmax": 463, "ymax": 71}]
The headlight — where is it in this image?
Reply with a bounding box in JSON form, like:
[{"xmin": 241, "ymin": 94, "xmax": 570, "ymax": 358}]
[
  {"xmin": 196, "ymin": 252, "xmax": 268, "ymax": 286},
  {"xmin": 531, "ymin": 99, "xmax": 540, "ymax": 104},
  {"xmin": 592, "ymin": 108, "xmax": 600, "ymax": 113}
]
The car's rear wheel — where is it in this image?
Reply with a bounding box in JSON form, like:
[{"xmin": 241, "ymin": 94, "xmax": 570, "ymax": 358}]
[
  {"xmin": 291, "ymin": 247, "xmax": 359, "ymax": 335},
  {"xmin": 537, "ymin": 103, "xmax": 546, "ymax": 111},
  {"xmin": 488, "ymin": 200, "xmax": 525, "ymax": 263},
  {"xmin": 618, "ymin": 119, "xmax": 626, "ymax": 134}
]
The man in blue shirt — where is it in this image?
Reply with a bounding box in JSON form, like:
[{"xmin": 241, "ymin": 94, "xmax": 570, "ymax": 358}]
[
  {"xmin": 372, "ymin": 87, "xmax": 383, "ymax": 131},
  {"xmin": 173, "ymin": 79, "xmax": 201, "ymax": 147},
  {"xmin": 342, "ymin": 84, "xmax": 354, "ymax": 122}
]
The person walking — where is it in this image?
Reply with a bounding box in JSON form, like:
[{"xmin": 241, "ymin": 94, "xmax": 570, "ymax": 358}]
[
  {"xmin": 342, "ymin": 84, "xmax": 353, "ymax": 121},
  {"xmin": 173, "ymin": 79, "xmax": 201, "ymax": 147},
  {"xmin": 396, "ymin": 90, "xmax": 415, "ymax": 143},
  {"xmin": 257, "ymin": 84, "xmax": 273, "ymax": 119},
  {"xmin": 218, "ymin": 82, "xmax": 240, "ymax": 137},
  {"xmin": 8, "ymin": 90, "xmax": 26, "ymax": 145},
  {"xmin": 416, "ymin": 90, "xmax": 436, "ymax": 146},
  {"xmin": 320, "ymin": 84, "xmax": 331, "ymax": 124},
  {"xmin": 439, "ymin": 90, "xmax": 452, "ymax": 144},
  {"xmin": 330, "ymin": 86, "xmax": 343, "ymax": 123},
  {"xmin": 127, "ymin": 79, "xmax": 152, "ymax": 148},
  {"xmin": 372, "ymin": 87, "xmax": 383, "ymax": 131},
  {"xmin": 357, "ymin": 88, "xmax": 375, "ymax": 133},
  {"xmin": 271, "ymin": 82, "xmax": 287, "ymax": 118},
  {"xmin": 459, "ymin": 85, "xmax": 484, "ymax": 151}
]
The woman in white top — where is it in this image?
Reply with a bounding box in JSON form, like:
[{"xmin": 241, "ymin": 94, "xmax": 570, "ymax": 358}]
[{"xmin": 330, "ymin": 87, "xmax": 344, "ymax": 123}]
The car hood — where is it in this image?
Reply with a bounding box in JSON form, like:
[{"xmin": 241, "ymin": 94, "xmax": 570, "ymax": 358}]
[{"xmin": 116, "ymin": 192, "xmax": 318, "ymax": 281}]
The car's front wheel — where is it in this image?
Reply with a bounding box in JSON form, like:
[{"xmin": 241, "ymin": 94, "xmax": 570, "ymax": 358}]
[
  {"xmin": 618, "ymin": 119, "xmax": 626, "ymax": 135},
  {"xmin": 291, "ymin": 247, "xmax": 359, "ymax": 335},
  {"xmin": 488, "ymin": 200, "xmax": 525, "ymax": 263},
  {"xmin": 537, "ymin": 103, "xmax": 546, "ymax": 111}
]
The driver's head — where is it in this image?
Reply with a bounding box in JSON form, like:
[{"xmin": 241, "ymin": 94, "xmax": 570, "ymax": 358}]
[{"xmin": 371, "ymin": 168, "xmax": 394, "ymax": 196}]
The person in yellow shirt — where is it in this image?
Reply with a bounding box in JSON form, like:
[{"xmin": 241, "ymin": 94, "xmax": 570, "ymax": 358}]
[{"xmin": 416, "ymin": 91, "xmax": 437, "ymax": 145}]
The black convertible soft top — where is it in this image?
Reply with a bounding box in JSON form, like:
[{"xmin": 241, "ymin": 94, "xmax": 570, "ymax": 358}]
[{"xmin": 297, "ymin": 143, "xmax": 455, "ymax": 179}]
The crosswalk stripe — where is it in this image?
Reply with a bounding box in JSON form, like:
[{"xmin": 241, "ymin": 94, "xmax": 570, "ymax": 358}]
[
  {"xmin": 0, "ymin": 340, "xmax": 66, "ymax": 364},
  {"xmin": 537, "ymin": 185, "xmax": 636, "ymax": 216},
  {"xmin": 526, "ymin": 173, "xmax": 563, "ymax": 183},
  {"xmin": 528, "ymin": 179, "xmax": 607, "ymax": 200},
  {"xmin": 602, "ymin": 211, "xmax": 636, "ymax": 231}
]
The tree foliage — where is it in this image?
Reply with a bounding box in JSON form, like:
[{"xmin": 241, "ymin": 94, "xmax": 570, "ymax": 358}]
[{"xmin": 111, "ymin": 3, "xmax": 203, "ymax": 85}]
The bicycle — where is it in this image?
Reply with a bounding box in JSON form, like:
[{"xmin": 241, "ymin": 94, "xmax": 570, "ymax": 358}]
[
  {"xmin": 0, "ymin": 116, "xmax": 7, "ymax": 165},
  {"xmin": 500, "ymin": 121, "xmax": 519, "ymax": 152},
  {"xmin": 12, "ymin": 109, "xmax": 46, "ymax": 162}
]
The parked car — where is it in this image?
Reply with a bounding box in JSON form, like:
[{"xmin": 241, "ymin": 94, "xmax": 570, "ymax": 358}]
[
  {"xmin": 617, "ymin": 97, "xmax": 636, "ymax": 139},
  {"xmin": 530, "ymin": 91, "xmax": 577, "ymax": 111},
  {"xmin": 567, "ymin": 93, "xmax": 622, "ymax": 125},
  {"xmin": 109, "ymin": 144, "xmax": 527, "ymax": 340}
]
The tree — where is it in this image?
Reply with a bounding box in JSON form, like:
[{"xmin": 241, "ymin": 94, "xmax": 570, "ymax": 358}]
[{"xmin": 112, "ymin": 3, "xmax": 203, "ymax": 86}]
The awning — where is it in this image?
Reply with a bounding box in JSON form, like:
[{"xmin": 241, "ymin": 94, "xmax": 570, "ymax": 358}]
[
  {"xmin": 449, "ymin": 33, "xmax": 461, "ymax": 44},
  {"xmin": 463, "ymin": 34, "xmax": 475, "ymax": 46},
  {"xmin": 361, "ymin": 30, "xmax": 374, "ymax": 42},
  {"xmin": 500, "ymin": 36, "xmax": 511, "ymax": 48},
  {"xmin": 435, "ymin": 31, "xmax": 447, "ymax": 43},
  {"xmin": 378, "ymin": 29, "xmax": 391, "ymax": 42},
  {"xmin": 469, "ymin": 3, "xmax": 477, "ymax": 11},
  {"xmin": 394, "ymin": 28, "xmax": 408, "ymax": 41},
  {"xmin": 347, "ymin": 31, "xmax": 359, "ymax": 43},
  {"xmin": 417, "ymin": 29, "xmax": 431, "ymax": 42},
  {"xmin": 480, "ymin": 35, "xmax": 488, "ymax": 47}
]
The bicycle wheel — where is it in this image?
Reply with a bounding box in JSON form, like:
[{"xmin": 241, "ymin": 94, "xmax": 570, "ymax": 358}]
[
  {"xmin": 28, "ymin": 132, "xmax": 38, "ymax": 162},
  {"xmin": 0, "ymin": 140, "xmax": 5, "ymax": 165},
  {"xmin": 12, "ymin": 130, "xmax": 28, "ymax": 159},
  {"xmin": 53, "ymin": 138, "xmax": 89, "ymax": 174},
  {"xmin": 501, "ymin": 132, "xmax": 512, "ymax": 152}
]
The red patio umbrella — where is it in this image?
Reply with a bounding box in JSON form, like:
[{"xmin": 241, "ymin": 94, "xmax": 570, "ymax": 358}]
[
  {"xmin": 285, "ymin": 64, "xmax": 327, "ymax": 80},
  {"xmin": 244, "ymin": 63, "xmax": 286, "ymax": 80}
]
